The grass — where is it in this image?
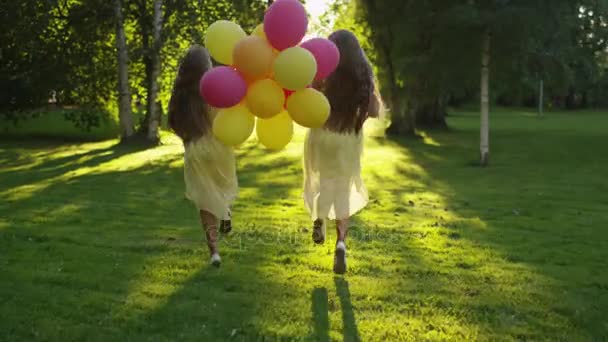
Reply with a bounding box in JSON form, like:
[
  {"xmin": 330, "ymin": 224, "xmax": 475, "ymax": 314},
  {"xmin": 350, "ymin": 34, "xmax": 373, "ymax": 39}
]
[
  {"xmin": 1, "ymin": 109, "xmax": 119, "ymax": 141},
  {"xmin": 1, "ymin": 108, "xmax": 607, "ymax": 340}
]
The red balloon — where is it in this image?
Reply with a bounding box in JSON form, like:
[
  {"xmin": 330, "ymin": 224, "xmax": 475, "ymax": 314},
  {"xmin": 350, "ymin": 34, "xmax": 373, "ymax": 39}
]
[
  {"xmin": 199, "ymin": 66, "xmax": 247, "ymax": 108},
  {"xmin": 283, "ymin": 89, "xmax": 295, "ymax": 98},
  {"xmin": 264, "ymin": 0, "xmax": 308, "ymax": 51},
  {"xmin": 301, "ymin": 38, "xmax": 340, "ymax": 80},
  {"xmin": 283, "ymin": 88, "xmax": 295, "ymax": 108}
]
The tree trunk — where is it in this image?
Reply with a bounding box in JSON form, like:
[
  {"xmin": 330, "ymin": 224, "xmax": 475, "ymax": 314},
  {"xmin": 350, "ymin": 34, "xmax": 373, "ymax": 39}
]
[
  {"xmin": 480, "ymin": 29, "xmax": 490, "ymax": 167},
  {"xmin": 146, "ymin": 0, "xmax": 163, "ymax": 143},
  {"xmin": 114, "ymin": 0, "xmax": 134, "ymax": 139},
  {"xmin": 581, "ymin": 91, "xmax": 588, "ymax": 108},
  {"xmin": 382, "ymin": 40, "xmax": 415, "ymax": 136},
  {"xmin": 538, "ymin": 79, "xmax": 544, "ymax": 117},
  {"xmin": 362, "ymin": 0, "xmax": 416, "ymax": 137},
  {"xmin": 386, "ymin": 92, "xmax": 415, "ymax": 136},
  {"xmin": 415, "ymin": 96, "xmax": 447, "ymax": 128},
  {"xmin": 565, "ymin": 86, "xmax": 576, "ymax": 110}
]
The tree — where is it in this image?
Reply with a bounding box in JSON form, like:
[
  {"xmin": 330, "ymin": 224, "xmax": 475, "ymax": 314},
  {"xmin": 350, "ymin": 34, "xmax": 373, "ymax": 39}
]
[
  {"xmin": 145, "ymin": 0, "xmax": 164, "ymax": 143},
  {"xmin": 352, "ymin": 0, "xmax": 599, "ymax": 163},
  {"xmin": 115, "ymin": 0, "xmax": 135, "ymax": 139},
  {"xmin": 354, "ymin": 0, "xmax": 416, "ymax": 136},
  {"xmin": 480, "ymin": 28, "xmax": 490, "ymax": 166}
]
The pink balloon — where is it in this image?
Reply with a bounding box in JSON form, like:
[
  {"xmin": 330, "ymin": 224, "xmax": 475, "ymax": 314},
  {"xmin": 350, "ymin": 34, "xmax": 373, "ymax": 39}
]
[
  {"xmin": 301, "ymin": 38, "xmax": 340, "ymax": 80},
  {"xmin": 199, "ymin": 66, "xmax": 247, "ymax": 108},
  {"xmin": 264, "ymin": 0, "xmax": 308, "ymax": 51}
]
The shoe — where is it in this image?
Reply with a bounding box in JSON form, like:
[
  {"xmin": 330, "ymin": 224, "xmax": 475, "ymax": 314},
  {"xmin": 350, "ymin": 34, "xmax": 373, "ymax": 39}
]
[
  {"xmin": 210, "ymin": 253, "xmax": 221, "ymax": 267},
  {"xmin": 312, "ymin": 219, "xmax": 325, "ymax": 244},
  {"xmin": 220, "ymin": 211, "xmax": 232, "ymax": 234},
  {"xmin": 333, "ymin": 241, "xmax": 347, "ymax": 274},
  {"xmin": 219, "ymin": 220, "xmax": 232, "ymax": 234}
]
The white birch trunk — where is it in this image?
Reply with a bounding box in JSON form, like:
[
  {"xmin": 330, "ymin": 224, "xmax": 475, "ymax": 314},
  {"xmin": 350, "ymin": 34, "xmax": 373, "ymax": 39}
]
[
  {"xmin": 115, "ymin": 0, "xmax": 134, "ymax": 138},
  {"xmin": 480, "ymin": 29, "xmax": 491, "ymax": 166},
  {"xmin": 539, "ymin": 79, "xmax": 544, "ymax": 117},
  {"xmin": 146, "ymin": 0, "xmax": 163, "ymax": 142}
]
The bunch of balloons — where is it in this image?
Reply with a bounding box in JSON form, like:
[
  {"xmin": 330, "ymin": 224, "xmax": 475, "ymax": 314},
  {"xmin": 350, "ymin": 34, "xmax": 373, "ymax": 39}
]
[{"xmin": 200, "ymin": 0, "xmax": 340, "ymax": 150}]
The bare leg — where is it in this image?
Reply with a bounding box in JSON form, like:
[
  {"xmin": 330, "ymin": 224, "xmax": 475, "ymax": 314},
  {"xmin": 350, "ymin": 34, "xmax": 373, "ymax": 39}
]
[
  {"xmin": 312, "ymin": 219, "xmax": 325, "ymax": 244},
  {"xmin": 336, "ymin": 218, "xmax": 349, "ymax": 243},
  {"xmin": 333, "ymin": 218, "xmax": 349, "ymax": 274},
  {"xmin": 200, "ymin": 210, "xmax": 219, "ymax": 256}
]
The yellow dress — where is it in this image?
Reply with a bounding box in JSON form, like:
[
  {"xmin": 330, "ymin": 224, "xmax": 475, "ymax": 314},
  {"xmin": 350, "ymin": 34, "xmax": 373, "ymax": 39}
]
[
  {"xmin": 303, "ymin": 128, "xmax": 369, "ymax": 220},
  {"xmin": 183, "ymin": 133, "xmax": 237, "ymax": 221}
]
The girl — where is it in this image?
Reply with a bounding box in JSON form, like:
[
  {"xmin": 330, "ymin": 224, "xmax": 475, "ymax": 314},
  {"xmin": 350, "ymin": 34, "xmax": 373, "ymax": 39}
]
[
  {"xmin": 303, "ymin": 30, "xmax": 381, "ymax": 274},
  {"xmin": 168, "ymin": 46, "xmax": 238, "ymax": 267}
]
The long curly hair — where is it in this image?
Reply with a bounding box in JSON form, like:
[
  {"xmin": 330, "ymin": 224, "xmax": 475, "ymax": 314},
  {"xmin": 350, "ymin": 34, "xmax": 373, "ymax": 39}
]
[
  {"xmin": 318, "ymin": 30, "xmax": 379, "ymax": 134},
  {"xmin": 168, "ymin": 45, "xmax": 212, "ymax": 143}
]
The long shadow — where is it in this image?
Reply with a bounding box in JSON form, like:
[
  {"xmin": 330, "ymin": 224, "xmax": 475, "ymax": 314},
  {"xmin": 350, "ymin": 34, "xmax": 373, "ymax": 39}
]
[
  {"xmin": 309, "ymin": 279, "xmax": 361, "ymax": 342},
  {"xmin": 311, "ymin": 287, "xmax": 330, "ymax": 342},
  {"xmin": 0, "ymin": 140, "xmax": 149, "ymax": 193},
  {"xmin": 335, "ymin": 277, "xmax": 361, "ymax": 342}
]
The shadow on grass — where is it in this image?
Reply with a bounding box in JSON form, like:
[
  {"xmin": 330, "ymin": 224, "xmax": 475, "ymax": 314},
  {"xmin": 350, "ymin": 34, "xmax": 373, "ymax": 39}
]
[
  {"xmin": 0, "ymin": 139, "xmax": 310, "ymax": 340},
  {"xmin": 0, "ymin": 140, "xmax": 152, "ymax": 193},
  {"xmin": 373, "ymin": 115, "xmax": 608, "ymax": 339},
  {"xmin": 311, "ymin": 278, "xmax": 361, "ymax": 342}
]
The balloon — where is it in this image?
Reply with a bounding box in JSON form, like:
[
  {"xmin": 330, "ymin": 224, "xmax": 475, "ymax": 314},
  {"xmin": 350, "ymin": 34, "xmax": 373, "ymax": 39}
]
[
  {"xmin": 246, "ymin": 79, "xmax": 285, "ymax": 118},
  {"xmin": 252, "ymin": 24, "xmax": 266, "ymax": 40},
  {"xmin": 204, "ymin": 20, "xmax": 246, "ymax": 65},
  {"xmin": 252, "ymin": 23, "xmax": 280, "ymax": 55},
  {"xmin": 283, "ymin": 88, "xmax": 295, "ymax": 107},
  {"xmin": 200, "ymin": 66, "xmax": 247, "ymax": 108},
  {"xmin": 300, "ymin": 38, "xmax": 340, "ymax": 80},
  {"xmin": 264, "ymin": 0, "xmax": 308, "ymax": 51},
  {"xmin": 283, "ymin": 89, "xmax": 295, "ymax": 98},
  {"xmin": 273, "ymin": 47, "xmax": 317, "ymax": 91},
  {"xmin": 286, "ymin": 88, "xmax": 330, "ymax": 128},
  {"xmin": 256, "ymin": 110, "xmax": 294, "ymax": 150},
  {"xmin": 213, "ymin": 103, "xmax": 255, "ymax": 146},
  {"xmin": 233, "ymin": 36, "xmax": 274, "ymax": 80}
]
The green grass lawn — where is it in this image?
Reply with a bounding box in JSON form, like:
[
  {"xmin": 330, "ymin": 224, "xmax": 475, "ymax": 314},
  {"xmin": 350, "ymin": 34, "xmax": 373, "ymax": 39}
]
[
  {"xmin": 1, "ymin": 109, "xmax": 607, "ymax": 341},
  {"xmin": 1, "ymin": 109, "xmax": 120, "ymax": 141}
]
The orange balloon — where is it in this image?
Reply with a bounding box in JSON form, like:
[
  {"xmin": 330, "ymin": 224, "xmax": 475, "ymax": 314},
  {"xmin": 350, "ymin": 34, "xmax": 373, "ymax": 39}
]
[
  {"xmin": 246, "ymin": 79, "xmax": 285, "ymax": 119},
  {"xmin": 233, "ymin": 36, "xmax": 274, "ymax": 81}
]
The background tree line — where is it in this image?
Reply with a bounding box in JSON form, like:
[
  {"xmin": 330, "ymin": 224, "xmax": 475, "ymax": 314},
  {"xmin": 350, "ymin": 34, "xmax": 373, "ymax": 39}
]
[
  {"xmin": 0, "ymin": 0, "xmax": 266, "ymax": 143},
  {"xmin": 2, "ymin": 0, "xmax": 607, "ymax": 152},
  {"xmin": 325, "ymin": 0, "xmax": 607, "ymax": 164}
]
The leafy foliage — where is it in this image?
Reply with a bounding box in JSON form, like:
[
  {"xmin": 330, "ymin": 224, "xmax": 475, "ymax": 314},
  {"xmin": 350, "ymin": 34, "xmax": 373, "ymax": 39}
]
[
  {"xmin": 0, "ymin": 0, "xmax": 271, "ymax": 132},
  {"xmin": 331, "ymin": 0, "xmax": 608, "ymax": 132}
]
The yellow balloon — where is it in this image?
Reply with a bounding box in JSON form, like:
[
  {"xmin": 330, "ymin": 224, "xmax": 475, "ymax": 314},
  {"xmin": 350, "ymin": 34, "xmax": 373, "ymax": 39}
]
[
  {"xmin": 204, "ymin": 20, "xmax": 246, "ymax": 65},
  {"xmin": 252, "ymin": 24, "xmax": 279, "ymax": 55},
  {"xmin": 273, "ymin": 47, "xmax": 317, "ymax": 91},
  {"xmin": 252, "ymin": 24, "xmax": 266, "ymax": 40},
  {"xmin": 286, "ymin": 88, "xmax": 330, "ymax": 128},
  {"xmin": 233, "ymin": 36, "xmax": 274, "ymax": 80},
  {"xmin": 256, "ymin": 111, "xmax": 294, "ymax": 150},
  {"xmin": 213, "ymin": 104, "xmax": 255, "ymax": 146},
  {"xmin": 246, "ymin": 79, "xmax": 285, "ymax": 119}
]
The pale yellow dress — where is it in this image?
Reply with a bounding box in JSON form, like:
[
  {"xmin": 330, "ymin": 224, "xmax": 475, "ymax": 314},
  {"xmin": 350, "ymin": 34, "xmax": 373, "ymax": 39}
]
[
  {"xmin": 183, "ymin": 132, "xmax": 237, "ymax": 221},
  {"xmin": 303, "ymin": 128, "xmax": 369, "ymax": 220}
]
